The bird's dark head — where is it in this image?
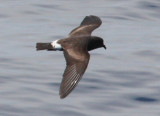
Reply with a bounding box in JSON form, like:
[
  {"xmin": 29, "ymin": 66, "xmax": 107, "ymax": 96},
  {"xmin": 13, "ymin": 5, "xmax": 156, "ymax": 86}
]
[{"xmin": 87, "ymin": 36, "xmax": 106, "ymax": 51}]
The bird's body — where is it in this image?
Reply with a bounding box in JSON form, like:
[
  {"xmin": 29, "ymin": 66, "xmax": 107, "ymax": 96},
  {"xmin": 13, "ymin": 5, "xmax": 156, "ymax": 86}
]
[{"xmin": 36, "ymin": 15, "xmax": 106, "ymax": 99}]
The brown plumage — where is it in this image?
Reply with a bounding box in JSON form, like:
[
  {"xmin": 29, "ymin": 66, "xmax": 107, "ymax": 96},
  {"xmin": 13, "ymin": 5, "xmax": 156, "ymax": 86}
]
[{"xmin": 36, "ymin": 15, "xmax": 106, "ymax": 99}]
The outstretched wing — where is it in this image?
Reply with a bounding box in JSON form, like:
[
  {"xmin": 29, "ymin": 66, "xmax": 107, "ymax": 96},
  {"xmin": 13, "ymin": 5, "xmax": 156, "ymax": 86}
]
[
  {"xmin": 69, "ymin": 15, "xmax": 102, "ymax": 37},
  {"xmin": 59, "ymin": 49, "xmax": 90, "ymax": 99}
]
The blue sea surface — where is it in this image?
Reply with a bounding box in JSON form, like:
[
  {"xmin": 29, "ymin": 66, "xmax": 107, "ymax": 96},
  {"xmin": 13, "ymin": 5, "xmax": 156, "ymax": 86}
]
[{"xmin": 0, "ymin": 0, "xmax": 160, "ymax": 116}]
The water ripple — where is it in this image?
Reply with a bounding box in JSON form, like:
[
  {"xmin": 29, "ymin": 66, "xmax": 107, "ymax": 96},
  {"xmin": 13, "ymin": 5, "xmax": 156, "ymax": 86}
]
[{"xmin": 134, "ymin": 96, "xmax": 158, "ymax": 102}]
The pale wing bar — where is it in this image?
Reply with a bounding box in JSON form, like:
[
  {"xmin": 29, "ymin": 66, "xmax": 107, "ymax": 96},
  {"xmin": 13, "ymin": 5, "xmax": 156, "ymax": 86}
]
[{"xmin": 69, "ymin": 15, "xmax": 102, "ymax": 37}]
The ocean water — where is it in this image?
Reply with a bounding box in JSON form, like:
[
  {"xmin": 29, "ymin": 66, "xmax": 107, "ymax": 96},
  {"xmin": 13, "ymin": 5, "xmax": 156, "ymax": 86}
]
[{"xmin": 0, "ymin": 0, "xmax": 160, "ymax": 116}]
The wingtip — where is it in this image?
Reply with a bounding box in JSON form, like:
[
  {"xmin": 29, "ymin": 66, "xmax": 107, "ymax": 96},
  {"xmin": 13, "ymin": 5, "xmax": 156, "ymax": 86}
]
[
  {"xmin": 59, "ymin": 90, "xmax": 67, "ymax": 99},
  {"xmin": 81, "ymin": 15, "xmax": 102, "ymax": 26},
  {"xmin": 60, "ymin": 96, "xmax": 65, "ymax": 99},
  {"xmin": 60, "ymin": 94, "xmax": 66, "ymax": 99}
]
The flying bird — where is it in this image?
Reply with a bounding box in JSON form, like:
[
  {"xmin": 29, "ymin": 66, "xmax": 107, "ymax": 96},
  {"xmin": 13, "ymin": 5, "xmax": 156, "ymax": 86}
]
[{"xmin": 36, "ymin": 15, "xmax": 106, "ymax": 99}]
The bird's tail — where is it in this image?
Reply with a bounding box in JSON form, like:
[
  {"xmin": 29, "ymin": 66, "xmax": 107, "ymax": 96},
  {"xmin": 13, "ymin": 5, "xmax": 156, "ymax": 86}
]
[{"xmin": 36, "ymin": 43, "xmax": 53, "ymax": 50}]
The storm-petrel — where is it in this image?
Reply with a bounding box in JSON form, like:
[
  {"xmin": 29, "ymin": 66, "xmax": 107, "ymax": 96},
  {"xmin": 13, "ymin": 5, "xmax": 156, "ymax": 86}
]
[{"xmin": 36, "ymin": 15, "xmax": 106, "ymax": 99}]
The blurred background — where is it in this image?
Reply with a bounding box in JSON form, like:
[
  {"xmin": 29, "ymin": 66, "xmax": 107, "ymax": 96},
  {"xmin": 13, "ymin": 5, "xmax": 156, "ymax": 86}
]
[{"xmin": 0, "ymin": 0, "xmax": 160, "ymax": 116}]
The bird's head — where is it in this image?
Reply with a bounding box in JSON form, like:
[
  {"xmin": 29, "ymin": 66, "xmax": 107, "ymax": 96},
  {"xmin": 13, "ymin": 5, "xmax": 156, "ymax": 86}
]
[{"xmin": 87, "ymin": 36, "xmax": 106, "ymax": 51}]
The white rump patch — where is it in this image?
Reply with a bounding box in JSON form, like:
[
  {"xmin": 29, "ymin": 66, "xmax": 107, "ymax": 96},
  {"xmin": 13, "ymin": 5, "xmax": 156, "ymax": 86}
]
[{"xmin": 51, "ymin": 40, "xmax": 62, "ymax": 50}]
